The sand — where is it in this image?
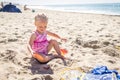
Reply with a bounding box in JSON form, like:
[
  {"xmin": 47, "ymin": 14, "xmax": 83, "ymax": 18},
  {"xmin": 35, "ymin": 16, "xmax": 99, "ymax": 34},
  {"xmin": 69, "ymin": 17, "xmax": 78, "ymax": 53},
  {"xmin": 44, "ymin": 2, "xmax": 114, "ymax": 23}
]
[{"xmin": 0, "ymin": 7, "xmax": 120, "ymax": 80}]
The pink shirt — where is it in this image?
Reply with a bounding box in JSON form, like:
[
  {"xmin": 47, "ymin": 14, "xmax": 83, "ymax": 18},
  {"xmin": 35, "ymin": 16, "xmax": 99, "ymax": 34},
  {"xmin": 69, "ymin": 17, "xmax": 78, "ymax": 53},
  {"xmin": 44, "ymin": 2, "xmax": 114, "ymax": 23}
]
[{"xmin": 32, "ymin": 30, "xmax": 49, "ymax": 55}]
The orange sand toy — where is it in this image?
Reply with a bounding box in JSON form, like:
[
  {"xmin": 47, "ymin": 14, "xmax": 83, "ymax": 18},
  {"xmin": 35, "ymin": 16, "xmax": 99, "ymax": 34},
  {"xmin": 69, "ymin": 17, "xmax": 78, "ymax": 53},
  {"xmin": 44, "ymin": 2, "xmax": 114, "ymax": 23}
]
[{"xmin": 60, "ymin": 49, "xmax": 68, "ymax": 56}]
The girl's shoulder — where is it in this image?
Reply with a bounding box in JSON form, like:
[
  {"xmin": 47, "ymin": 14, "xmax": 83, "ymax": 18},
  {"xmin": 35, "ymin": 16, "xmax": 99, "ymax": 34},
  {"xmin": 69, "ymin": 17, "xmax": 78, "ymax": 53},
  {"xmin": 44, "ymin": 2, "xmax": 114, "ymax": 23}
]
[
  {"xmin": 44, "ymin": 30, "xmax": 48, "ymax": 34},
  {"xmin": 31, "ymin": 31, "xmax": 37, "ymax": 38},
  {"xmin": 46, "ymin": 30, "xmax": 51, "ymax": 34}
]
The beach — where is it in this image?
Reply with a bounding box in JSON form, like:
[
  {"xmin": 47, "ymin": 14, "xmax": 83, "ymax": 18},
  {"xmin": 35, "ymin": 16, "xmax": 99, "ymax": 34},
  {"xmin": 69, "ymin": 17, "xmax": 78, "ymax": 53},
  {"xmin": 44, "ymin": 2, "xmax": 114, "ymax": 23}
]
[{"xmin": 0, "ymin": 7, "xmax": 120, "ymax": 80}]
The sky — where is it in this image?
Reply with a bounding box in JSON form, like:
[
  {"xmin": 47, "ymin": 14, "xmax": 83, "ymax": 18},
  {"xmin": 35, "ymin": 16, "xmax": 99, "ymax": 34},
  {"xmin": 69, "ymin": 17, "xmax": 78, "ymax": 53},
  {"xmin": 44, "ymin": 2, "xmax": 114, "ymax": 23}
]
[{"xmin": 1, "ymin": 0, "xmax": 120, "ymax": 5}]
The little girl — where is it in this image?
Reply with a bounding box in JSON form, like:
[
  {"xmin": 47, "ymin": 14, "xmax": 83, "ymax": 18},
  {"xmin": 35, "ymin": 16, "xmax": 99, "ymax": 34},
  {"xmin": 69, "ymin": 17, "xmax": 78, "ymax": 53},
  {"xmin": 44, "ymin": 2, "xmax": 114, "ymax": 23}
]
[{"xmin": 28, "ymin": 14, "xmax": 67, "ymax": 64}]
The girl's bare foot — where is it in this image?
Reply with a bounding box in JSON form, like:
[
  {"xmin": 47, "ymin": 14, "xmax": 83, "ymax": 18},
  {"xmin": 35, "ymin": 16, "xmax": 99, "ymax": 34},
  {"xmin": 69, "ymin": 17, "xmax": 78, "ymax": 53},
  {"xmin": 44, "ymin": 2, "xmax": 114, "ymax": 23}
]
[
  {"xmin": 59, "ymin": 55, "xmax": 66, "ymax": 60},
  {"xmin": 53, "ymin": 54, "xmax": 62, "ymax": 58}
]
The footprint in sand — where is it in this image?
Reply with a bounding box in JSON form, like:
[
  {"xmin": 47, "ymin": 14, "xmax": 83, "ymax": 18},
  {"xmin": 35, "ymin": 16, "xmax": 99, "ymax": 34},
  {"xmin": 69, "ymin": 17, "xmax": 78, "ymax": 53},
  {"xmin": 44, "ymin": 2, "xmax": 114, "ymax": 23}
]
[
  {"xmin": 31, "ymin": 78, "xmax": 41, "ymax": 80},
  {"xmin": 0, "ymin": 50, "xmax": 21, "ymax": 65},
  {"xmin": 42, "ymin": 75, "xmax": 53, "ymax": 80},
  {"xmin": 82, "ymin": 40, "xmax": 100, "ymax": 49},
  {"xmin": 87, "ymin": 21, "xmax": 92, "ymax": 23},
  {"xmin": 100, "ymin": 23, "xmax": 107, "ymax": 26},
  {"xmin": 75, "ymin": 37, "xmax": 82, "ymax": 45},
  {"xmin": 102, "ymin": 41, "xmax": 110, "ymax": 46},
  {"xmin": 117, "ymin": 22, "xmax": 120, "ymax": 24},
  {"xmin": 7, "ymin": 38, "xmax": 18, "ymax": 42},
  {"xmin": 75, "ymin": 37, "xmax": 101, "ymax": 49},
  {"xmin": 0, "ymin": 50, "xmax": 15, "ymax": 59},
  {"xmin": 0, "ymin": 73, "xmax": 9, "ymax": 80},
  {"xmin": 0, "ymin": 39, "xmax": 7, "ymax": 43},
  {"xmin": 108, "ymin": 60, "xmax": 116, "ymax": 64},
  {"xmin": 102, "ymin": 47, "xmax": 120, "ymax": 58}
]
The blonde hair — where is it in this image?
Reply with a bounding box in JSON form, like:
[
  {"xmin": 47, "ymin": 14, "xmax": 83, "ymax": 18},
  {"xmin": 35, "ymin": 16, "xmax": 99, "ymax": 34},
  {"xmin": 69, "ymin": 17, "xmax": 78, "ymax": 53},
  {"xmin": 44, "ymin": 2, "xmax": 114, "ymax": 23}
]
[{"xmin": 35, "ymin": 13, "xmax": 48, "ymax": 23}]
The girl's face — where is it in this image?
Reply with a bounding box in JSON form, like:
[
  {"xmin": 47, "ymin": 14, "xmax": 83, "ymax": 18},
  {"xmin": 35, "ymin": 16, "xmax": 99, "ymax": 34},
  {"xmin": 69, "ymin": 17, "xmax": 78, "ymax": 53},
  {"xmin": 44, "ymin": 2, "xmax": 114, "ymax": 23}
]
[{"xmin": 35, "ymin": 20, "xmax": 47, "ymax": 34}]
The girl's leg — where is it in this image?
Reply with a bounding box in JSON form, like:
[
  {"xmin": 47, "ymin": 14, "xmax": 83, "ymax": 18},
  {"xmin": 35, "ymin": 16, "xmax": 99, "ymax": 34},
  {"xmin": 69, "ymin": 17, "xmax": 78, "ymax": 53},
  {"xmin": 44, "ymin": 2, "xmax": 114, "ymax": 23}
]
[
  {"xmin": 47, "ymin": 40, "xmax": 67, "ymax": 66},
  {"xmin": 32, "ymin": 53, "xmax": 55, "ymax": 63},
  {"xmin": 47, "ymin": 40, "xmax": 65, "ymax": 59}
]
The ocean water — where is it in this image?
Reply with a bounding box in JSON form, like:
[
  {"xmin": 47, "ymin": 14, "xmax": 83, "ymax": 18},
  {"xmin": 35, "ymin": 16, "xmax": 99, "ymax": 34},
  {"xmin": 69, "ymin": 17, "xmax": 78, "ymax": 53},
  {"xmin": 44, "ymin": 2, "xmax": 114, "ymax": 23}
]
[{"xmin": 27, "ymin": 3, "xmax": 120, "ymax": 15}]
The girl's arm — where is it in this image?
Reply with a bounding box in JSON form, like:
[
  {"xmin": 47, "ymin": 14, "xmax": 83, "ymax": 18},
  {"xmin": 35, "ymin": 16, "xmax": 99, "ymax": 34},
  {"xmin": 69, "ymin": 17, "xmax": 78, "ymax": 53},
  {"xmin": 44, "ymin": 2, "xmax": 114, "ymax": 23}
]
[
  {"xmin": 47, "ymin": 31, "xmax": 61, "ymax": 39},
  {"xmin": 28, "ymin": 33, "xmax": 36, "ymax": 55},
  {"xmin": 47, "ymin": 31, "xmax": 67, "ymax": 41}
]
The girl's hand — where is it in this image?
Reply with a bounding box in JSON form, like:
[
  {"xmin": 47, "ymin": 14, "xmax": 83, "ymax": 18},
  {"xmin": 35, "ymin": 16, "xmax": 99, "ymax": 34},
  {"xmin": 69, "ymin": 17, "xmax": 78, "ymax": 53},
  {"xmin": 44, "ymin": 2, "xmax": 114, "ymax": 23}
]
[{"xmin": 61, "ymin": 38, "xmax": 67, "ymax": 42}]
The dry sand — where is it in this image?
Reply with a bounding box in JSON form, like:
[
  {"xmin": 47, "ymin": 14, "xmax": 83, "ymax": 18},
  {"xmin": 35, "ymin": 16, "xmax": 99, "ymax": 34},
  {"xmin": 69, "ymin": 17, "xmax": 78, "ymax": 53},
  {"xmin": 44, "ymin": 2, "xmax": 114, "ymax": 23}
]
[{"xmin": 0, "ymin": 8, "xmax": 120, "ymax": 80}]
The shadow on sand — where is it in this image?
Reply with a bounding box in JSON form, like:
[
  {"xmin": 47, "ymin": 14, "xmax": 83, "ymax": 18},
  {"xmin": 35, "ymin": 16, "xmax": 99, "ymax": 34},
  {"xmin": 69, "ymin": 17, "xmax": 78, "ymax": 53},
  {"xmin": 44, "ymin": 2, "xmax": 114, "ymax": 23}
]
[{"xmin": 28, "ymin": 57, "xmax": 53, "ymax": 74}]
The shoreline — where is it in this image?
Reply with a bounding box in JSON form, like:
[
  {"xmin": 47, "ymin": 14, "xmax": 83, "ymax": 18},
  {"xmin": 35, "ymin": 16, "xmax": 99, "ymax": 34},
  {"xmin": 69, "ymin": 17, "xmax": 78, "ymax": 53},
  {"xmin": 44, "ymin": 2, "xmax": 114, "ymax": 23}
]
[
  {"xmin": 19, "ymin": 7, "xmax": 120, "ymax": 17},
  {"xmin": 26, "ymin": 8, "xmax": 120, "ymax": 16},
  {"xmin": 26, "ymin": 4, "xmax": 120, "ymax": 16}
]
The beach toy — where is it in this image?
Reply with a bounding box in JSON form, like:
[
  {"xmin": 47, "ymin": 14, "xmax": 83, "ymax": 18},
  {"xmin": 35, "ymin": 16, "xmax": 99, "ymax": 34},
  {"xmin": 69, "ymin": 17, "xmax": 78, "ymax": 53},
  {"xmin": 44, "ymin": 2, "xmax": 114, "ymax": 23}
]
[
  {"xmin": 115, "ymin": 45, "xmax": 120, "ymax": 50},
  {"xmin": 59, "ymin": 67, "xmax": 85, "ymax": 80},
  {"xmin": 60, "ymin": 48, "xmax": 68, "ymax": 56}
]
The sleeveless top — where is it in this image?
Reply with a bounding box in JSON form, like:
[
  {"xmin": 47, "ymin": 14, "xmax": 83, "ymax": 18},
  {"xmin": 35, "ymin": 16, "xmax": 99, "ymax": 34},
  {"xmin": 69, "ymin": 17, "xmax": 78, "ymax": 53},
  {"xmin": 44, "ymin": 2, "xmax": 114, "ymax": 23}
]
[{"xmin": 32, "ymin": 30, "xmax": 49, "ymax": 55}]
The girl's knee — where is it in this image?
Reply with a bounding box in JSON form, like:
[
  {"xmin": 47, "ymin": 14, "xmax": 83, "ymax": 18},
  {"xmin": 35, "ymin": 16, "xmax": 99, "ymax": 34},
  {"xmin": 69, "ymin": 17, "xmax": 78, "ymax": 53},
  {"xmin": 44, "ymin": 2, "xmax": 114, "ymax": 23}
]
[
  {"xmin": 50, "ymin": 39, "xmax": 58, "ymax": 45},
  {"xmin": 33, "ymin": 53, "xmax": 46, "ymax": 62}
]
